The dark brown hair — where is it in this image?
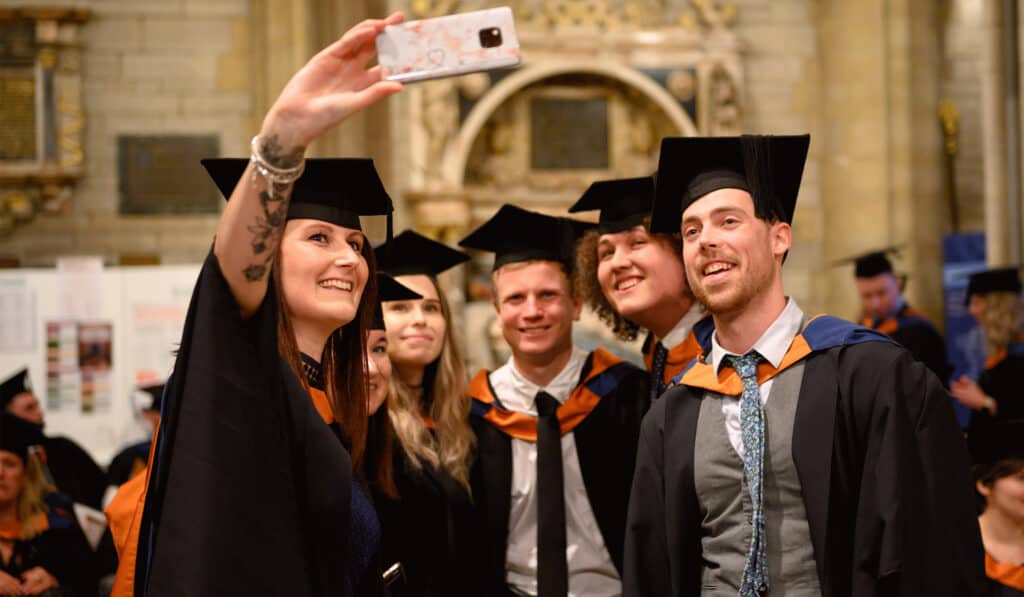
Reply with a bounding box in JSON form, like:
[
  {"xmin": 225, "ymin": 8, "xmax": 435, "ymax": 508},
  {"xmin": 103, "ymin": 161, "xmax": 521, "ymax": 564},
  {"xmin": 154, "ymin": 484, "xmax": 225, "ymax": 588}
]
[
  {"xmin": 973, "ymin": 458, "xmax": 1024, "ymax": 513},
  {"xmin": 365, "ymin": 404, "xmax": 397, "ymax": 498},
  {"xmin": 573, "ymin": 218, "xmax": 684, "ymax": 341},
  {"xmin": 273, "ymin": 239, "xmax": 382, "ymax": 480}
]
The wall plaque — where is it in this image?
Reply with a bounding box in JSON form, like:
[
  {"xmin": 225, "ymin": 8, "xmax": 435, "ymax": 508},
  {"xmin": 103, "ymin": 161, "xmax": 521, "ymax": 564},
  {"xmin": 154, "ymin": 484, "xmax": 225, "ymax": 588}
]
[
  {"xmin": 529, "ymin": 97, "xmax": 609, "ymax": 170},
  {"xmin": 118, "ymin": 135, "xmax": 221, "ymax": 214}
]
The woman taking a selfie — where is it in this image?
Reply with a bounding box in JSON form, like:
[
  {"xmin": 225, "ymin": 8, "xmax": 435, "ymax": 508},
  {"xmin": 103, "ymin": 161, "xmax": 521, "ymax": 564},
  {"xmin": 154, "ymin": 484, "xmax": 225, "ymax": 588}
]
[{"xmin": 107, "ymin": 13, "xmax": 407, "ymax": 597}]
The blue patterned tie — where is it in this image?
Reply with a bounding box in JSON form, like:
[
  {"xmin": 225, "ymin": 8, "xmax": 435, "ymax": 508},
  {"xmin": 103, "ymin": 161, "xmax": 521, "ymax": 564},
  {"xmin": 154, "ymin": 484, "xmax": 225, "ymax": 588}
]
[{"xmin": 725, "ymin": 351, "xmax": 769, "ymax": 596}]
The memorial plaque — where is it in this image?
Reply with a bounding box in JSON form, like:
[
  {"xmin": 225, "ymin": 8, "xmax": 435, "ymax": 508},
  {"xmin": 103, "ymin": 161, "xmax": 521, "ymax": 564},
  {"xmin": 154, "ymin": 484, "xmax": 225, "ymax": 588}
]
[
  {"xmin": 530, "ymin": 97, "xmax": 609, "ymax": 170},
  {"xmin": 118, "ymin": 135, "xmax": 221, "ymax": 214},
  {"xmin": 0, "ymin": 68, "xmax": 38, "ymax": 161}
]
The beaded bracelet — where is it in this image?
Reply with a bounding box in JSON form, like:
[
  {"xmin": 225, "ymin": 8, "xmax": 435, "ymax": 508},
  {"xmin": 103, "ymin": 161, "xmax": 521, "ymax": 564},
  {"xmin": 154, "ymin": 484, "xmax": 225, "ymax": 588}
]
[{"xmin": 249, "ymin": 134, "xmax": 305, "ymax": 188}]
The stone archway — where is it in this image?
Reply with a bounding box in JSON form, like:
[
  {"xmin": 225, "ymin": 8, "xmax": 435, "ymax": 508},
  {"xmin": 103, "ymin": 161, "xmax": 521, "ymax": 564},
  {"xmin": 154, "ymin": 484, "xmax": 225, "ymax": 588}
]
[{"xmin": 440, "ymin": 61, "xmax": 699, "ymax": 187}]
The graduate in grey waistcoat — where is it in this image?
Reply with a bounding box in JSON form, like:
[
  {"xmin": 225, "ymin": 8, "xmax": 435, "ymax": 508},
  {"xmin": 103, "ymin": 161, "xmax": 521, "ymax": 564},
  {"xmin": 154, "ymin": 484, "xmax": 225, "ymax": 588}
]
[{"xmin": 623, "ymin": 135, "xmax": 987, "ymax": 597}]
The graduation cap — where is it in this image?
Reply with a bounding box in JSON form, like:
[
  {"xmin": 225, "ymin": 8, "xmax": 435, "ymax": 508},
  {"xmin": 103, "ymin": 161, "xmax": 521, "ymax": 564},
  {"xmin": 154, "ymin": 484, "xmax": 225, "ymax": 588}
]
[
  {"xmin": 0, "ymin": 368, "xmax": 32, "ymax": 409},
  {"xmin": 0, "ymin": 412, "xmax": 45, "ymax": 461},
  {"xmin": 374, "ymin": 230, "xmax": 470, "ymax": 277},
  {"xmin": 458, "ymin": 204, "xmax": 593, "ymax": 273},
  {"xmin": 966, "ymin": 267, "xmax": 1022, "ymax": 300},
  {"xmin": 833, "ymin": 246, "xmax": 901, "ymax": 278},
  {"xmin": 650, "ymin": 134, "xmax": 810, "ymax": 234},
  {"xmin": 201, "ymin": 158, "xmax": 394, "ymax": 235},
  {"xmin": 372, "ymin": 273, "xmax": 422, "ymax": 330},
  {"xmin": 132, "ymin": 382, "xmax": 166, "ymax": 413},
  {"xmin": 568, "ymin": 176, "xmax": 655, "ymax": 234},
  {"xmin": 967, "ymin": 420, "xmax": 1024, "ymax": 465}
]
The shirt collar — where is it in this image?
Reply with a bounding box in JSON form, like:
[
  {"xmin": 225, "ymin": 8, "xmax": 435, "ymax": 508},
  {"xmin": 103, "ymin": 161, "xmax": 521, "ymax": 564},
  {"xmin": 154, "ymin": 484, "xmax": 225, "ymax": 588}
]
[
  {"xmin": 710, "ymin": 298, "xmax": 805, "ymax": 373},
  {"xmin": 659, "ymin": 302, "xmax": 705, "ymax": 349},
  {"xmin": 501, "ymin": 346, "xmax": 589, "ymax": 413}
]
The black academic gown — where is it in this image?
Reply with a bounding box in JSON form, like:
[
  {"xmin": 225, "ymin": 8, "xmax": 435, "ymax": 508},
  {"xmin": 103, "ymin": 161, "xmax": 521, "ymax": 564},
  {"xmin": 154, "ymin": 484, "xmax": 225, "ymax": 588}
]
[
  {"xmin": 106, "ymin": 440, "xmax": 150, "ymax": 487},
  {"xmin": 468, "ymin": 351, "xmax": 649, "ymax": 595},
  {"xmin": 374, "ymin": 432, "xmax": 476, "ymax": 597},
  {"xmin": 971, "ymin": 351, "xmax": 1024, "ymax": 429},
  {"xmin": 865, "ymin": 304, "xmax": 952, "ymax": 386},
  {"xmin": 0, "ymin": 514, "xmax": 100, "ymax": 597},
  {"xmin": 39, "ymin": 435, "xmax": 107, "ymax": 511},
  {"xmin": 623, "ymin": 341, "xmax": 987, "ymax": 597},
  {"xmin": 134, "ymin": 250, "xmax": 355, "ymax": 597}
]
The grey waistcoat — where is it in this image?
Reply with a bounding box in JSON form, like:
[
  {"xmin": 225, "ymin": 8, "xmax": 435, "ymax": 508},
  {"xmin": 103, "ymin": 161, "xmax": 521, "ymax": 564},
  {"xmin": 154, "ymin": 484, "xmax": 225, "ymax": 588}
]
[{"xmin": 693, "ymin": 360, "xmax": 822, "ymax": 596}]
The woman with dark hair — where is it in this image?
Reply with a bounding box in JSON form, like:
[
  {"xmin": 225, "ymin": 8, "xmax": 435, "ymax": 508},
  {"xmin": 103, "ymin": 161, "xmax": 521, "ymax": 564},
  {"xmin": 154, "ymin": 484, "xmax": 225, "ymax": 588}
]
[
  {"xmin": 969, "ymin": 421, "xmax": 1024, "ymax": 596},
  {"xmin": 952, "ymin": 267, "xmax": 1024, "ymax": 428},
  {"xmin": 0, "ymin": 414, "xmax": 97, "ymax": 597},
  {"xmin": 571, "ymin": 177, "xmax": 704, "ymax": 404},
  {"xmin": 105, "ymin": 13, "xmax": 407, "ymax": 597},
  {"xmin": 372, "ymin": 230, "xmax": 477, "ymax": 597}
]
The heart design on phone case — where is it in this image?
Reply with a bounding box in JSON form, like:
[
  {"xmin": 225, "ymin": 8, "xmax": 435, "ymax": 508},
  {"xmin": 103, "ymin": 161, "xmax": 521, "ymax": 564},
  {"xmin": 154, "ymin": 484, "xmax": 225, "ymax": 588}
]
[{"xmin": 427, "ymin": 48, "xmax": 446, "ymax": 66}]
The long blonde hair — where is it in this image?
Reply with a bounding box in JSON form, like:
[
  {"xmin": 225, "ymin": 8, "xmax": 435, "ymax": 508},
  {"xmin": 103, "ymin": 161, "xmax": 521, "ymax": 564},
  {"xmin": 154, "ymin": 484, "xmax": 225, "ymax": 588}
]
[
  {"xmin": 977, "ymin": 291, "xmax": 1024, "ymax": 357},
  {"xmin": 16, "ymin": 452, "xmax": 48, "ymax": 539},
  {"xmin": 388, "ymin": 275, "xmax": 475, "ymax": 493}
]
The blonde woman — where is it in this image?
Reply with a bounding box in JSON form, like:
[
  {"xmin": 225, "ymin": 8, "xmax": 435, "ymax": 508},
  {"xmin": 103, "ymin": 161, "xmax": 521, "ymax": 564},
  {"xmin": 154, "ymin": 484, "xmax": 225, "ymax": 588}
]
[
  {"xmin": 373, "ymin": 230, "xmax": 476, "ymax": 597},
  {"xmin": 952, "ymin": 267, "xmax": 1024, "ymax": 428},
  {"xmin": 0, "ymin": 414, "xmax": 96, "ymax": 596}
]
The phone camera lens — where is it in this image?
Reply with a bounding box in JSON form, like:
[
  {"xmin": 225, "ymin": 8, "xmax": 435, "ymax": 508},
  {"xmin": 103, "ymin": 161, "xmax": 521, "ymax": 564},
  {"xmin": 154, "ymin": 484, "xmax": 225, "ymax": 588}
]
[{"xmin": 479, "ymin": 27, "xmax": 503, "ymax": 48}]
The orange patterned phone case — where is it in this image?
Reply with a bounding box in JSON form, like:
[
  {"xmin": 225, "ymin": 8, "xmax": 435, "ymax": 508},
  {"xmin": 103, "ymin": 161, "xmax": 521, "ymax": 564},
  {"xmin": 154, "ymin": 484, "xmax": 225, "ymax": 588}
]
[{"xmin": 376, "ymin": 7, "xmax": 521, "ymax": 83}]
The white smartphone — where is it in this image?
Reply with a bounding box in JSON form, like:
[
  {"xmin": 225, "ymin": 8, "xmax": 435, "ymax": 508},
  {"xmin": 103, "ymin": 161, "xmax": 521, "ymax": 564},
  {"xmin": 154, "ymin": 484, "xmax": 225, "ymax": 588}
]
[{"xmin": 375, "ymin": 7, "xmax": 522, "ymax": 83}]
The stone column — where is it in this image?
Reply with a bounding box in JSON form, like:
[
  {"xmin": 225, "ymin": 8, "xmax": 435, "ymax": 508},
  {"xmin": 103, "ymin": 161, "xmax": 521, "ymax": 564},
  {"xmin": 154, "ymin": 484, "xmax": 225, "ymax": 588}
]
[{"xmin": 817, "ymin": 0, "xmax": 947, "ymax": 324}]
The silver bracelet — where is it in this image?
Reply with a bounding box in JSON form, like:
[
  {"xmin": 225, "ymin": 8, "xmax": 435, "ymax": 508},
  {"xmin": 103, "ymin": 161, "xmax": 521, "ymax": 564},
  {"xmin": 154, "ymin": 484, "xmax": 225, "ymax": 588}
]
[{"xmin": 250, "ymin": 134, "xmax": 305, "ymax": 187}]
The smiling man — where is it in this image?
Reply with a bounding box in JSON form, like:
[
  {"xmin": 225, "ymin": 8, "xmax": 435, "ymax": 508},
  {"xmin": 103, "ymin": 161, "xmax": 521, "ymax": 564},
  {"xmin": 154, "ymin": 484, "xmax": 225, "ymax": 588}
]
[
  {"xmin": 623, "ymin": 135, "xmax": 986, "ymax": 597},
  {"xmin": 459, "ymin": 204, "xmax": 649, "ymax": 597}
]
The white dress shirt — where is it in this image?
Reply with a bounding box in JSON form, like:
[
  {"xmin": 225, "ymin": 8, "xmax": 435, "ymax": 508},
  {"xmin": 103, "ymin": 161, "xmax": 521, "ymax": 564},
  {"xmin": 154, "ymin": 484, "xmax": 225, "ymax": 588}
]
[
  {"xmin": 489, "ymin": 346, "xmax": 621, "ymax": 597},
  {"xmin": 709, "ymin": 298, "xmax": 805, "ymax": 458},
  {"xmin": 659, "ymin": 302, "xmax": 705, "ymax": 350}
]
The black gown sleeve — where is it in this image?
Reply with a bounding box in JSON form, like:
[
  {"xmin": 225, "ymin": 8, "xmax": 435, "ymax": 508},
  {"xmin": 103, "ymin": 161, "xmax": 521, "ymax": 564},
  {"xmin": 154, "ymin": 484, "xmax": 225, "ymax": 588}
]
[
  {"xmin": 44, "ymin": 436, "xmax": 107, "ymax": 510},
  {"xmin": 623, "ymin": 396, "xmax": 674, "ymax": 597},
  {"xmin": 36, "ymin": 524, "xmax": 101, "ymax": 597}
]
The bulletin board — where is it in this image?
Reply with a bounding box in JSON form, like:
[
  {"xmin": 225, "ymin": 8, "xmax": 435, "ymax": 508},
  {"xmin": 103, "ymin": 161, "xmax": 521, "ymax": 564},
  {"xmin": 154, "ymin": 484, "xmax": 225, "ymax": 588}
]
[{"xmin": 0, "ymin": 263, "xmax": 200, "ymax": 466}]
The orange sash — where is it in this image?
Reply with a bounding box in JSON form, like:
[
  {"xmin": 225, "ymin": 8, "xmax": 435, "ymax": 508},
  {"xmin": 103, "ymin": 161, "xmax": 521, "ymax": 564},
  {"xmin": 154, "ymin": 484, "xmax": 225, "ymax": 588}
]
[
  {"xmin": 308, "ymin": 387, "xmax": 334, "ymax": 424},
  {"xmin": 986, "ymin": 552, "xmax": 1024, "ymax": 591},
  {"xmin": 860, "ymin": 306, "xmax": 931, "ymax": 336},
  {"xmin": 106, "ymin": 424, "xmax": 160, "ymax": 597},
  {"xmin": 468, "ymin": 348, "xmax": 624, "ymax": 442},
  {"xmin": 643, "ymin": 331, "xmax": 703, "ymax": 387},
  {"xmin": 0, "ymin": 512, "xmax": 48, "ymax": 541}
]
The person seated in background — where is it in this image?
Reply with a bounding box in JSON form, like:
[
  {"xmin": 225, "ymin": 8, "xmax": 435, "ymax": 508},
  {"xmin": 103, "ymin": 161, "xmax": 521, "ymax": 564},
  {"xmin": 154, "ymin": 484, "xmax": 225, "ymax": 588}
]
[
  {"xmin": 968, "ymin": 420, "xmax": 1024, "ymax": 596},
  {"xmin": 571, "ymin": 176, "xmax": 704, "ymax": 404},
  {"xmin": 0, "ymin": 369, "xmax": 107, "ymax": 510},
  {"xmin": 106, "ymin": 382, "xmax": 164, "ymax": 488},
  {"xmin": 951, "ymin": 267, "xmax": 1024, "ymax": 428},
  {"xmin": 840, "ymin": 247, "xmax": 952, "ymax": 384},
  {"xmin": 0, "ymin": 413, "xmax": 98, "ymax": 597}
]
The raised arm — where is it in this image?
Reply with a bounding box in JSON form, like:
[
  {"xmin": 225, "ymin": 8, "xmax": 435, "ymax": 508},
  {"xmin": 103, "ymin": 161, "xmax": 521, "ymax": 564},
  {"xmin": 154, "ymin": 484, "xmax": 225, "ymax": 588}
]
[{"xmin": 214, "ymin": 13, "xmax": 404, "ymax": 318}]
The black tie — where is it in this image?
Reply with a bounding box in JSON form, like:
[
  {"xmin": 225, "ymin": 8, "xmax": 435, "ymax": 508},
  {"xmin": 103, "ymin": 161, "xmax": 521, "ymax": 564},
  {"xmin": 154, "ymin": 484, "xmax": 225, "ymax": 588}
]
[
  {"xmin": 650, "ymin": 341, "xmax": 668, "ymax": 402},
  {"xmin": 534, "ymin": 391, "xmax": 568, "ymax": 597}
]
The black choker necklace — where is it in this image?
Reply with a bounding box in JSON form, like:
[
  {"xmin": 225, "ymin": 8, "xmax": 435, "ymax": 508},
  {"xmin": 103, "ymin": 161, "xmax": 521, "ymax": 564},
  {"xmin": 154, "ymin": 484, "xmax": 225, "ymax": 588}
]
[{"xmin": 300, "ymin": 353, "xmax": 324, "ymax": 390}]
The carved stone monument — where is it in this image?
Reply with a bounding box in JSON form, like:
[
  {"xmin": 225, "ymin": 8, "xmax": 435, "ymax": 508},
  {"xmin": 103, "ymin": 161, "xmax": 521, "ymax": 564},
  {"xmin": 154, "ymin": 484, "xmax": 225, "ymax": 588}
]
[{"xmin": 0, "ymin": 7, "xmax": 90, "ymax": 236}]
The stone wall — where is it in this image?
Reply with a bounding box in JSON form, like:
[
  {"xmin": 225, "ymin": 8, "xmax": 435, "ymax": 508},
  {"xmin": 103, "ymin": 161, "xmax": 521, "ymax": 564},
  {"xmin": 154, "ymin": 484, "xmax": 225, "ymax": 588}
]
[{"xmin": 0, "ymin": 0, "xmax": 252, "ymax": 265}]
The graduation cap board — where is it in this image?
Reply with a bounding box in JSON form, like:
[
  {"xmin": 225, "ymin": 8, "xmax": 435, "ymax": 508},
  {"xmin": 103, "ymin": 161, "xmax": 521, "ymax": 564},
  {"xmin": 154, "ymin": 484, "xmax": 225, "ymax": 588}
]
[
  {"xmin": 458, "ymin": 204, "xmax": 593, "ymax": 273},
  {"xmin": 373, "ymin": 230, "xmax": 470, "ymax": 277},
  {"xmin": 650, "ymin": 134, "xmax": 810, "ymax": 234},
  {"xmin": 132, "ymin": 382, "xmax": 167, "ymax": 414},
  {"xmin": 966, "ymin": 267, "xmax": 1022, "ymax": 300},
  {"xmin": 968, "ymin": 420, "xmax": 1024, "ymax": 465},
  {"xmin": 0, "ymin": 368, "xmax": 32, "ymax": 409},
  {"xmin": 201, "ymin": 158, "xmax": 394, "ymax": 234},
  {"xmin": 833, "ymin": 246, "xmax": 902, "ymax": 278},
  {"xmin": 373, "ymin": 273, "xmax": 422, "ymax": 330},
  {"xmin": 0, "ymin": 412, "xmax": 45, "ymax": 461},
  {"xmin": 568, "ymin": 176, "xmax": 655, "ymax": 234}
]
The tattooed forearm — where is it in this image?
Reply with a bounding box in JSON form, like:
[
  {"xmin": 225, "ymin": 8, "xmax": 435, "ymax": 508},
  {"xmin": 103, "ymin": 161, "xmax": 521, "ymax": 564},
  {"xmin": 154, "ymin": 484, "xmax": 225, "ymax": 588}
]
[{"xmin": 242, "ymin": 171, "xmax": 297, "ymax": 283}]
